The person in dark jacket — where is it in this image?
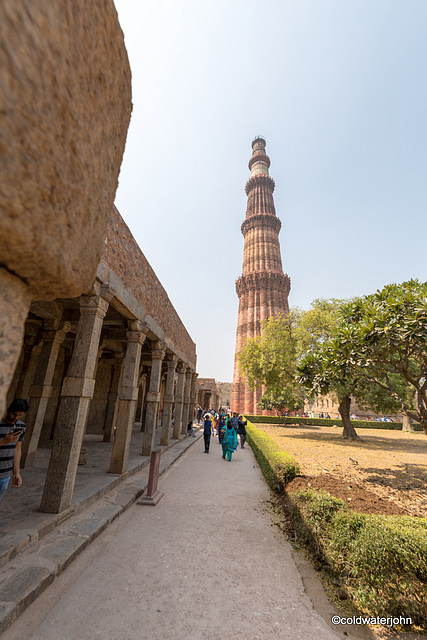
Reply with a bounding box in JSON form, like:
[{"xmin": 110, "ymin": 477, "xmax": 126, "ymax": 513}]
[
  {"xmin": 217, "ymin": 414, "xmax": 226, "ymax": 444},
  {"xmin": 202, "ymin": 415, "xmax": 214, "ymax": 453},
  {"xmin": 237, "ymin": 415, "xmax": 247, "ymax": 449}
]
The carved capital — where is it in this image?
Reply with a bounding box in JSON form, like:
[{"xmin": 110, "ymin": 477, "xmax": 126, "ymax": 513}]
[
  {"xmin": 152, "ymin": 349, "xmax": 165, "ymax": 360},
  {"xmin": 126, "ymin": 330, "xmax": 147, "ymax": 345},
  {"xmin": 177, "ymin": 362, "xmax": 187, "ymax": 374},
  {"xmin": 79, "ymin": 295, "xmax": 109, "ymax": 319},
  {"xmin": 100, "ymin": 283, "xmax": 117, "ymax": 303}
]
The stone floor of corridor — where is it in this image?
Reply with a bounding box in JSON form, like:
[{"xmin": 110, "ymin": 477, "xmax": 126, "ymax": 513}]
[{"xmin": 0, "ymin": 423, "xmax": 183, "ymax": 566}]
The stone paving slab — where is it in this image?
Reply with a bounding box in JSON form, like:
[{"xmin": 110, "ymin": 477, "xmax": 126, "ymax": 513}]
[
  {"xmin": 0, "ymin": 602, "xmax": 16, "ymax": 635},
  {"xmin": 0, "ymin": 429, "xmax": 203, "ymax": 634},
  {"xmin": 0, "ymin": 565, "xmax": 54, "ymax": 618},
  {"xmin": 41, "ymin": 536, "xmax": 91, "ymax": 572},
  {"xmin": 0, "ymin": 532, "xmax": 31, "ymax": 569},
  {"xmin": 67, "ymin": 503, "xmax": 123, "ymax": 540}
]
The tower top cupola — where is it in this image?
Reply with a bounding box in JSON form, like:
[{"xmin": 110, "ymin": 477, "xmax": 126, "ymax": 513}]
[{"xmin": 249, "ymin": 136, "xmax": 271, "ymax": 177}]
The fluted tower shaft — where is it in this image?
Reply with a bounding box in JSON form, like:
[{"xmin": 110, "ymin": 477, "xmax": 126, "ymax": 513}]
[{"xmin": 231, "ymin": 138, "xmax": 290, "ymax": 415}]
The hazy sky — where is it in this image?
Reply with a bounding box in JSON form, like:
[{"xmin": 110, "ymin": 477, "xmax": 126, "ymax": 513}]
[{"xmin": 113, "ymin": 0, "xmax": 427, "ymax": 382}]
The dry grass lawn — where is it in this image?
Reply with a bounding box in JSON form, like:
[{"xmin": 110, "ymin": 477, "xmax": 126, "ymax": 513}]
[{"xmin": 257, "ymin": 424, "xmax": 427, "ymax": 517}]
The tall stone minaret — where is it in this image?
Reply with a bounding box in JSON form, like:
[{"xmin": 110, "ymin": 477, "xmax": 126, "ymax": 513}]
[{"xmin": 231, "ymin": 137, "xmax": 291, "ymax": 415}]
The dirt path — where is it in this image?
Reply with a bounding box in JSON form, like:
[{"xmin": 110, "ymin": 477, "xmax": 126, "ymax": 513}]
[{"xmin": 2, "ymin": 437, "xmax": 348, "ymax": 640}]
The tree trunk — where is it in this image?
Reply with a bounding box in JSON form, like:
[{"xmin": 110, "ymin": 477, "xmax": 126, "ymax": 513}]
[
  {"xmin": 338, "ymin": 395, "xmax": 360, "ymax": 441},
  {"xmin": 402, "ymin": 415, "xmax": 414, "ymax": 432}
]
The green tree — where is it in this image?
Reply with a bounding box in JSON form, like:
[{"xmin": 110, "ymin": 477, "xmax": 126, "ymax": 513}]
[
  {"xmin": 238, "ymin": 299, "xmax": 345, "ymax": 416},
  {"xmin": 298, "ymin": 350, "xmax": 361, "ymax": 440},
  {"xmin": 293, "ymin": 298, "xmax": 346, "ymax": 357},
  {"xmin": 332, "ymin": 279, "xmax": 427, "ymax": 433},
  {"xmin": 238, "ymin": 314, "xmax": 303, "ymax": 416},
  {"xmin": 298, "ymin": 350, "xmax": 405, "ymax": 440}
]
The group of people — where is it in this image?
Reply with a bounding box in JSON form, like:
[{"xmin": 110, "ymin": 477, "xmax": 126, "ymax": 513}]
[{"xmin": 201, "ymin": 411, "xmax": 247, "ymax": 462}]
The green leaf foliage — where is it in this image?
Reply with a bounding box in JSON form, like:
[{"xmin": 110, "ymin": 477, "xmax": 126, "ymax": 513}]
[
  {"xmin": 333, "ymin": 280, "xmax": 427, "ymax": 431},
  {"xmin": 238, "ymin": 313, "xmax": 304, "ymax": 414},
  {"xmin": 289, "ymin": 489, "xmax": 427, "ymax": 628},
  {"xmin": 245, "ymin": 420, "xmax": 300, "ymax": 491}
]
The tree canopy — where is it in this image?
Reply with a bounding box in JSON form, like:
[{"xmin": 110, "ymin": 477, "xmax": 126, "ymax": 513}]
[
  {"xmin": 330, "ymin": 279, "xmax": 427, "ymax": 433},
  {"xmin": 238, "ymin": 314, "xmax": 303, "ymax": 416}
]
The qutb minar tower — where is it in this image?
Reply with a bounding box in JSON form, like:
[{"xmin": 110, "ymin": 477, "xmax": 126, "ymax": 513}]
[{"xmin": 231, "ymin": 137, "xmax": 291, "ymax": 415}]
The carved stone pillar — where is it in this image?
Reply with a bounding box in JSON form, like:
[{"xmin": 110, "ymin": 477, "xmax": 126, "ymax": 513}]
[
  {"xmin": 141, "ymin": 343, "xmax": 165, "ymax": 456},
  {"xmin": 190, "ymin": 372, "xmax": 198, "ymax": 422},
  {"xmin": 0, "ymin": 269, "xmax": 31, "ymax": 418},
  {"xmin": 172, "ymin": 363, "xmax": 187, "ymax": 440},
  {"xmin": 160, "ymin": 356, "xmax": 178, "ymax": 446},
  {"xmin": 40, "ymin": 294, "xmax": 109, "ymax": 513},
  {"xmin": 181, "ymin": 368, "xmax": 193, "ymax": 435},
  {"xmin": 13, "ymin": 320, "xmax": 43, "ymax": 400},
  {"xmin": 109, "ymin": 324, "xmax": 146, "ymax": 474},
  {"xmin": 103, "ymin": 353, "xmax": 125, "ymax": 443},
  {"xmin": 21, "ymin": 322, "xmax": 70, "ymax": 467}
]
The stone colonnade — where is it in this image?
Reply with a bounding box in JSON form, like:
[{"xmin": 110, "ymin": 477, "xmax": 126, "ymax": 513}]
[
  {"xmin": 7, "ymin": 274, "xmax": 197, "ymax": 515},
  {"xmin": 195, "ymin": 378, "xmax": 221, "ymax": 412}
]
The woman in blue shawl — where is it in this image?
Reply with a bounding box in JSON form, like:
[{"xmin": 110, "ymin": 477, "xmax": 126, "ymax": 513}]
[{"xmin": 222, "ymin": 417, "xmax": 238, "ymax": 461}]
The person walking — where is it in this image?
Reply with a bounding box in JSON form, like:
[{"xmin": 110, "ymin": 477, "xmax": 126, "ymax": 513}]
[
  {"xmin": 196, "ymin": 405, "xmax": 203, "ymax": 423},
  {"xmin": 230, "ymin": 412, "xmax": 239, "ymax": 432},
  {"xmin": 237, "ymin": 415, "xmax": 247, "ymax": 449},
  {"xmin": 203, "ymin": 415, "xmax": 214, "ymax": 453},
  {"xmin": 222, "ymin": 417, "xmax": 238, "ymax": 461},
  {"xmin": 0, "ymin": 398, "xmax": 29, "ymax": 501},
  {"xmin": 217, "ymin": 414, "xmax": 226, "ymax": 445}
]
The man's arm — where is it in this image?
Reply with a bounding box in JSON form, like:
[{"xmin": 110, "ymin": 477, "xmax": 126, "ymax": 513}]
[{"xmin": 12, "ymin": 442, "xmax": 22, "ymax": 487}]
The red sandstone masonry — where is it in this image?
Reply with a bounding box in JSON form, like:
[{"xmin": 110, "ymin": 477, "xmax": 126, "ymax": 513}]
[
  {"xmin": 102, "ymin": 207, "xmax": 196, "ymax": 367},
  {"xmin": 232, "ymin": 139, "xmax": 290, "ymax": 415}
]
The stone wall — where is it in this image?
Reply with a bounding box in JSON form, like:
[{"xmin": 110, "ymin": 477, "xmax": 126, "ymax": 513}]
[{"xmin": 102, "ymin": 207, "xmax": 196, "ymax": 367}]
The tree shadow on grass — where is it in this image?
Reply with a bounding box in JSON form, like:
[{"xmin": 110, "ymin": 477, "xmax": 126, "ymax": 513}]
[
  {"xmin": 269, "ymin": 428, "xmax": 427, "ymax": 456},
  {"xmin": 361, "ymin": 463, "xmax": 427, "ymax": 492}
]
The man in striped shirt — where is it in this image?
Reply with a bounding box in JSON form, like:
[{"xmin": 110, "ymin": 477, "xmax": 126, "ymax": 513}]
[{"xmin": 0, "ymin": 398, "xmax": 29, "ymax": 501}]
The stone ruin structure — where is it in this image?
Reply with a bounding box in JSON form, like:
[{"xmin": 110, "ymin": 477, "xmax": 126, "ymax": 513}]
[
  {"xmin": 7, "ymin": 208, "xmax": 197, "ymax": 514},
  {"xmin": 231, "ymin": 138, "xmax": 291, "ymax": 415},
  {"xmin": 195, "ymin": 378, "xmax": 221, "ymax": 411},
  {"xmin": 0, "ymin": 0, "xmax": 132, "ymax": 418},
  {"xmin": 0, "ymin": 1, "xmax": 197, "ymax": 514}
]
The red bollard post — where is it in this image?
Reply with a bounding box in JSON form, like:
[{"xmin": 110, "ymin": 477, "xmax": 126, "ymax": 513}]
[{"xmin": 137, "ymin": 449, "xmax": 164, "ymax": 505}]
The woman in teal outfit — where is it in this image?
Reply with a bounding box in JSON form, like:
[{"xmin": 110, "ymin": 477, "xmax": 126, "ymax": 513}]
[{"xmin": 221, "ymin": 417, "xmax": 238, "ymax": 461}]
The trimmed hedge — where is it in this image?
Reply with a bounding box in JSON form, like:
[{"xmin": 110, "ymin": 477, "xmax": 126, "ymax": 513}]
[
  {"xmin": 246, "ymin": 420, "xmax": 300, "ymax": 492},
  {"xmin": 244, "ymin": 415, "xmax": 423, "ymax": 432},
  {"xmin": 288, "ymin": 488, "xmax": 427, "ymax": 629}
]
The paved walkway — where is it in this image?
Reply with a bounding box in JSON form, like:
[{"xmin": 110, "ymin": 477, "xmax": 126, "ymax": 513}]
[
  {"xmin": 0, "ymin": 424, "xmax": 184, "ymax": 569},
  {"xmin": 2, "ymin": 434, "xmax": 355, "ymax": 640}
]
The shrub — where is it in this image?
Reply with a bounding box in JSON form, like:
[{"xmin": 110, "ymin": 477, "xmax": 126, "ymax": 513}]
[
  {"xmin": 245, "ymin": 420, "xmax": 300, "ymax": 492},
  {"xmin": 244, "ymin": 415, "xmax": 422, "ymax": 431},
  {"xmin": 288, "ymin": 489, "xmax": 427, "ymax": 629}
]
